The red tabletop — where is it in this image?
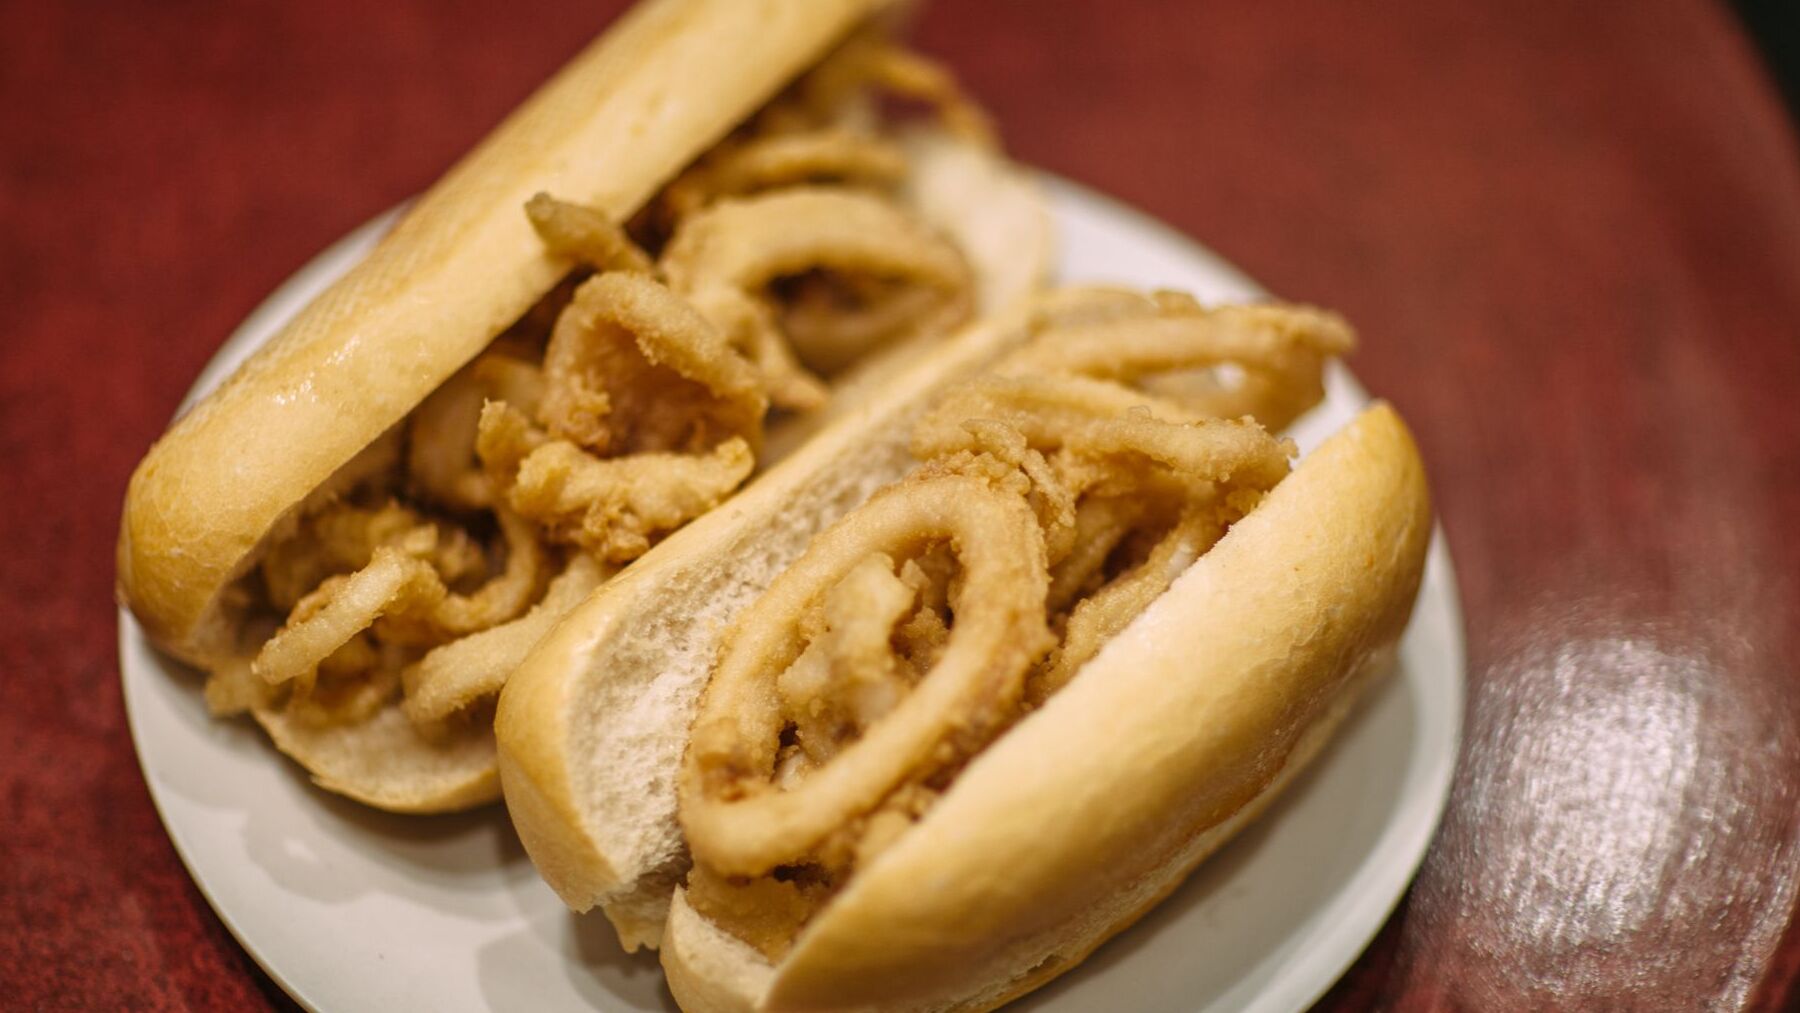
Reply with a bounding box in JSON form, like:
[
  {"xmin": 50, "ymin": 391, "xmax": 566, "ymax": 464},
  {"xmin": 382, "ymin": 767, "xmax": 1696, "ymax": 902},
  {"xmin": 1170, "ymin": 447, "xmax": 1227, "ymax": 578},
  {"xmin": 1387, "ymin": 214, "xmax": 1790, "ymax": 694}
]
[{"xmin": 5, "ymin": 1, "xmax": 1799, "ymax": 1008}]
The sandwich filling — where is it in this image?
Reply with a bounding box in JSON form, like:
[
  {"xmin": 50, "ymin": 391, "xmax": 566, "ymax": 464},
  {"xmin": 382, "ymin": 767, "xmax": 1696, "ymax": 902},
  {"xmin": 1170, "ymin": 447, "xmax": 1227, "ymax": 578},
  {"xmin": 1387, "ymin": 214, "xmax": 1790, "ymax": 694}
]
[
  {"xmin": 676, "ymin": 289, "xmax": 1355, "ymax": 958},
  {"xmin": 197, "ymin": 33, "xmax": 1006, "ymax": 794}
]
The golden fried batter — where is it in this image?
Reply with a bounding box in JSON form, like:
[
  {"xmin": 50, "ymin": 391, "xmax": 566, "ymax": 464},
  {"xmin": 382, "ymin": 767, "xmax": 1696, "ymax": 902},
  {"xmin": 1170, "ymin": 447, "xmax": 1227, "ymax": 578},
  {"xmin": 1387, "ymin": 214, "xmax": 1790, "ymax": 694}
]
[{"xmin": 678, "ymin": 289, "xmax": 1347, "ymax": 956}]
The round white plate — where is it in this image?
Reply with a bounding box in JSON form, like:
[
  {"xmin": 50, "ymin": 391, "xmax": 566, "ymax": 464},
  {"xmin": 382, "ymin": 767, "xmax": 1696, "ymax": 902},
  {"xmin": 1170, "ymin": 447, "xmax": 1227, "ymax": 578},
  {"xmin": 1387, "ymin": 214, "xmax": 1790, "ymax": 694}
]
[{"xmin": 121, "ymin": 177, "xmax": 1464, "ymax": 1013}]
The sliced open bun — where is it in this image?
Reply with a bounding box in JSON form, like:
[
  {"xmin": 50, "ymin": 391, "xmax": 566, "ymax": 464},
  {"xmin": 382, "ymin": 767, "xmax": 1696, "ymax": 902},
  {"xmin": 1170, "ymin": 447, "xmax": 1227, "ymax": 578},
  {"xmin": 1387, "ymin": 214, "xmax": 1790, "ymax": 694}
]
[
  {"xmin": 495, "ymin": 286, "xmax": 1386, "ymax": 951},
  {"xmin": 119, "ymin": 0, "xmax": 890, "ymax": 666},
  {"xmin": 251, "ymin": 138, "xmax": 1043, "ymax": 815},
  {"xmin": 661, "ymin": 402, "xmax": 1429, "ymax": 1011},
  {"xmin": 117, "ymin": 0, "xmax": 1051, "ymax": 815},
  {"xmin": 498, "ymin": 292, "xmax": 1099, "ymax": 945}
]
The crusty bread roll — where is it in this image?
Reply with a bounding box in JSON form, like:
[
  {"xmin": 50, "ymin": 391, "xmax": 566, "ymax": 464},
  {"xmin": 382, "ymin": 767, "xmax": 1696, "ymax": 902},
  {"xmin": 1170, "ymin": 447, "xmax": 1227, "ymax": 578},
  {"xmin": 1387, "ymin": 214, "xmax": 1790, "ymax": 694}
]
[
  {"xmin": 498, "ymin": 290, "xmax": 1090, "ymax": 945},
  {"xmin": 661, "ymin": 403, "xmax": 1427, "ymax": 1012},
  {"xmin": 117, "ymin": 0, "xmax": 1051, "ymax": 814},
  {"xmin": 494, "ymin": 284, "xmax": 1431, "ymax": 992},
  {"xmin": 121, "ymin": 0, "xmax": 887, "ymax": 665}
]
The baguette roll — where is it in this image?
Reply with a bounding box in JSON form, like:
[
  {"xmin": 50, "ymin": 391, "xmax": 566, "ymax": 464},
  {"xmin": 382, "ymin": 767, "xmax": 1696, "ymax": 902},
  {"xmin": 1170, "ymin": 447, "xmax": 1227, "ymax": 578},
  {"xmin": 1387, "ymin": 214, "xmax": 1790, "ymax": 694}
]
[
  {"xmin": 118, "ymin": 0, "xmax": 1051, "ymax": 813},
  {"xmin": 492, "ymin": 283, "xmax": 1423, "ymax": 992},
  {"xmin": 664, "ymin": 401, "xmax": 1428, "ymax": 1011}
]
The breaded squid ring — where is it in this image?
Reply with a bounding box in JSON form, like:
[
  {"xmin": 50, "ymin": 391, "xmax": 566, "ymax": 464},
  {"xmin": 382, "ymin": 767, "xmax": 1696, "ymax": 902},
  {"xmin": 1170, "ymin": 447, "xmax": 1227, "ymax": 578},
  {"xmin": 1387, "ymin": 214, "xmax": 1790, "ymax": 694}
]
[
  {"xmin": 660, "ymin": 130, "xmax": 909, "ymax": 220},
  {"xmin": 381, "ymin": 504, "xmax": 550, "ymax": 642},
  {"xmin": 791, "ymin": 38, "xmax": 996, "ymax": 149},
  {"xmin": 525, "ymin": 193, "xmax": 656, "ymax": 275},
  {"xmin": 402, "ymin": 552, "xmax": 611, "ymax": 724},
  {"xmin": 408, "ymin": 354, "xmax": 546, "ymax": 511},
  {"xmin": 254, "ymin": 507, "xmax": 548, "ymax": 689},
  {"xmin": 506, "ymin": 437, "xmax": 755, "ymax": 562},
  {"xmin": 659, "ymin": 188, "xmax": 973, "ymax": 376},
  {"xmin": 254, "ymin": 533, "xmax": 444, "ymax": 690},
  {"xmin": 913, "ymin": 374, "xmax": 1296, "ymax": 493},
  {"xmin": 259, "ymin": 500, "xmax": 490, "ymax": 613},
  {"xmin": 1002, "ymin": 301, "xmax": 1356, "ymax": 432},
  {"xmin": 681, "ymin": 473, "xmax": 1051, "ymax": 878},
  {"xmin": 684, "ymin": 286, "xmax": 829, "ymax": 412},
  {"xmin": 539, "ymin": 272, "xmax": 766, "ymax": 456},
  {"xmin": 1035, "ymin": 507, "xmax": 1233, "ymax": 700}
]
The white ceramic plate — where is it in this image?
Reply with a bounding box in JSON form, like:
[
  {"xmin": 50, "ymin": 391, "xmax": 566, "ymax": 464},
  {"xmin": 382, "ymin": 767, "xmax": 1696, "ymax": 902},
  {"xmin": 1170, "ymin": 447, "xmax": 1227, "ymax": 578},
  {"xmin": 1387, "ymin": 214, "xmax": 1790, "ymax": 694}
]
[{"xmin": 121, "ymin": 177, "xmax": 1464, "ymax": 1013}]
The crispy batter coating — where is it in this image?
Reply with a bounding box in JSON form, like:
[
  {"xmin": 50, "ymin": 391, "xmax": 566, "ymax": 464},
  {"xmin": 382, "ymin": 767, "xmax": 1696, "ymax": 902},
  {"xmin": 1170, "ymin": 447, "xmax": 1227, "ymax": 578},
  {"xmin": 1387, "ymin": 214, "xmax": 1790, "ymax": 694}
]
[
  {"xmin": 408, "ymin": 354, "xmax": 546, "ymax": 511},
  {"xmin": 539, "ymin": 272, "xmax": 764, "ymax": 456},
  {"xmin": 1002, "ymin": 294, "xmax": 1356, "ymax": 432},
  {"xmin": 253, "ymin": 505, "xmax": 549, "ymax": 693},
  {"xmin": 525, "ymin": 193, "xmax": 655, "ymax": 275},
  {"xmin": 678, "ymin": 288, "xmax": 1350, "ymax": 954},
  {"xmin": 253, "ymin": 535, "xmax": 443, "ymax": 693},
  {"xmin": 660, "ymin": 130, "xmax": 909, "ymax": 220},
  {"xmin": 685, "ymin": 286, "xmax": 829, "ymax": 412},
  {"xmin": 661, "ymin": 188, "xmax": 973, "ymax": 376},
  {"xmin": 682, "ymin": 474, "xmax": 1052, "ymax": 878},
  {"xmin": 208, "ymin": 39, "xmax": 1005, "ymax": 781},
  {"xmin": 402, "ymin": 552, "xmax": 611, "ymax": 725},
  {"xmin": 507, "ymin": 437, "xmax": 755, "ymax": 562}
]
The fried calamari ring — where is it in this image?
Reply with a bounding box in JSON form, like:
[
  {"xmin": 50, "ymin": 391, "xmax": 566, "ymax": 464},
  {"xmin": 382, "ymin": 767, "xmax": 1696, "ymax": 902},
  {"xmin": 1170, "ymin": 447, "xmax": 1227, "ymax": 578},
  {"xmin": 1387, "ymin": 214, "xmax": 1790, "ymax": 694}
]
[
  {"xmin": 660, "ymin": 188, "xmax": 973, "ymax": 376},
  {"xmin": 675, "ymin": 286, "xmax": 1352, "ymax": 963},
  {"xmin": 377, "ymin": 504, "xmax": 550, "ymax": 643},
  {"xmin": 1035, "ymin": 507, "xmax": 1235, "ymax": 701},
  {"xmin": 775, "ymin": 552, "xmax": 920, "ymax": 770},
  {"xmin": 1003, "ymin": 299, "xmax": 1355, "ymax": 432},
  {"xmin": 402, "ymin": 552, "xmax": 611, "ymax": 724},
  {"xmin": 681, "ymin": 474, "xmax": 1051, "ymax": 878},
  {"xmin": 684, "ymin": 286, "xmax": 828, "ymax": 413},
  {"xmin": 473, "ymin": 400, "xmax": 548, "ymax": 486},
  {"xmin": 260, "ymin": 501, "xmax": 486, "ymax": 612},
  {"xmin": 913, "ymin": 374, "xmax": 1296, "ymax": 494},
  {"xmin": 254, "ymin": 505, "xmax": 548, "ymax": 689},
  {"xmin": 507, "ymin": 437, "xmax": 755, "ymax": 562},
  {"xmin": 525, "ymin": 193, "xmax": 656, "ymax": 275},
  {"xmin": 408, "ymin": 354, "xmax": 546, "ymax": 511},
  {"xmin": 254, "ymin": 532, "xmax": 444, "ymax": 690},
  {"xmin": 660, "ymin": 130, "xmax": 909, "ymax": 220},
  {"xmin": 539, "ymin": 271, "xmax": 765, "ymax": 455},
  {"xmin": 784, "ymin": 37, "xmax": 996, "ymax": 148}
]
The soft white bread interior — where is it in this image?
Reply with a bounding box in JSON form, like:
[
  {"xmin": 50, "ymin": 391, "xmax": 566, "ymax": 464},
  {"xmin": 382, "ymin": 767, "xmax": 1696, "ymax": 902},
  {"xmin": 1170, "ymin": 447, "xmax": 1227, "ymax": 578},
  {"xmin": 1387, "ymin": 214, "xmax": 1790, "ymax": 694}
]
[
  {"xmin": 118, "ymin": 0, "xmax": 889, "ymax": 665},
  {"xmin": 496, "ymin": 290, "xmax": 1182, "ymax": 946},
  {"xmin": 660, "ymin": 402, "xmax": 1431, "ymax": 1012},
  {"xmin": 253, "ymin": 703, "xmax": 499, "ymax": 815}
]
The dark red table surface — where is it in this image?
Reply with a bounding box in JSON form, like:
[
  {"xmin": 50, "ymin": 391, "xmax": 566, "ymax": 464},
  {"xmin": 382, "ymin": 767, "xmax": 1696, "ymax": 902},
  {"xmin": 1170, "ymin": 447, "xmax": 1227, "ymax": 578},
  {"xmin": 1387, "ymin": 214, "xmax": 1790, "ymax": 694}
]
[{"xmin": 6, "ymin": 0, "xmax": 1800, "ymax": 1009}]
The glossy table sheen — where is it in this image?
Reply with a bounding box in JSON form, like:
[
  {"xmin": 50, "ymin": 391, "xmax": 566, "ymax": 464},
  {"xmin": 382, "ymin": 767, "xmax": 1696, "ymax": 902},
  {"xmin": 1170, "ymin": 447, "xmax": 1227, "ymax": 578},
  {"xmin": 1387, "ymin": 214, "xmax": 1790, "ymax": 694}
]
[{"xmin": 4, "ymin": 1, "xmax": 1797, "ymax": 1008}]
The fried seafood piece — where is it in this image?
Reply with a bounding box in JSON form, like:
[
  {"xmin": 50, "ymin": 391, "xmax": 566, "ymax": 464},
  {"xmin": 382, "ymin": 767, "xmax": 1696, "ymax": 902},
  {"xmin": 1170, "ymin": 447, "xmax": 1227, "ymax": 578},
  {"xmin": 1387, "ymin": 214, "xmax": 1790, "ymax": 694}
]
[
  {"xmin": 251, "ymin": 505, "xmax": 549, "ymax": 693},
  {"xmin": 402, "ymin": 552, "xmax": 612, "ymax": 725},
  {"xmin": 659, "ymin": 187, "xmax": 974, "ymax": 377},
  {"xmin": 681, "ymin": 473, "xmax": 1052, "ymax": 879},
  {"xmin": 525, "ymin": 192, "xmax": 656, "ymax": 275},
  {"xmin": 1002, "ymin": 293, "xmax": 1356, "ymax": 432},
  {"xmin": 538, "ymin": 271, "xmax": 765, "ymax": 456},
  {"xmin": 505, "ymin": 437, "xmax": 755, "ymax": 563},
  {"xmin": 912, "ymin": 374, "xmax": 1297, "ymax": 494},
  {"xmin": 468, "ymin": 271, "xmax": 765, "ymax": 561},
  {"xmin": 259, "ymin": 500, "xmax": 486, "ymax": 612},
  {"xmin": 408, "ymin": 354, "xmax": 547, "ymax": 511},
  {"xmin": 659, "ymin": 130, "xmax": 910, "ymax": 220},
  {"xmin": 767, "ymin": 36, "xmax": 997, "ymax": 148},
  {"xmin": 675, "ymin": 290, "xmax": 1341, "ymax": 957}
]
